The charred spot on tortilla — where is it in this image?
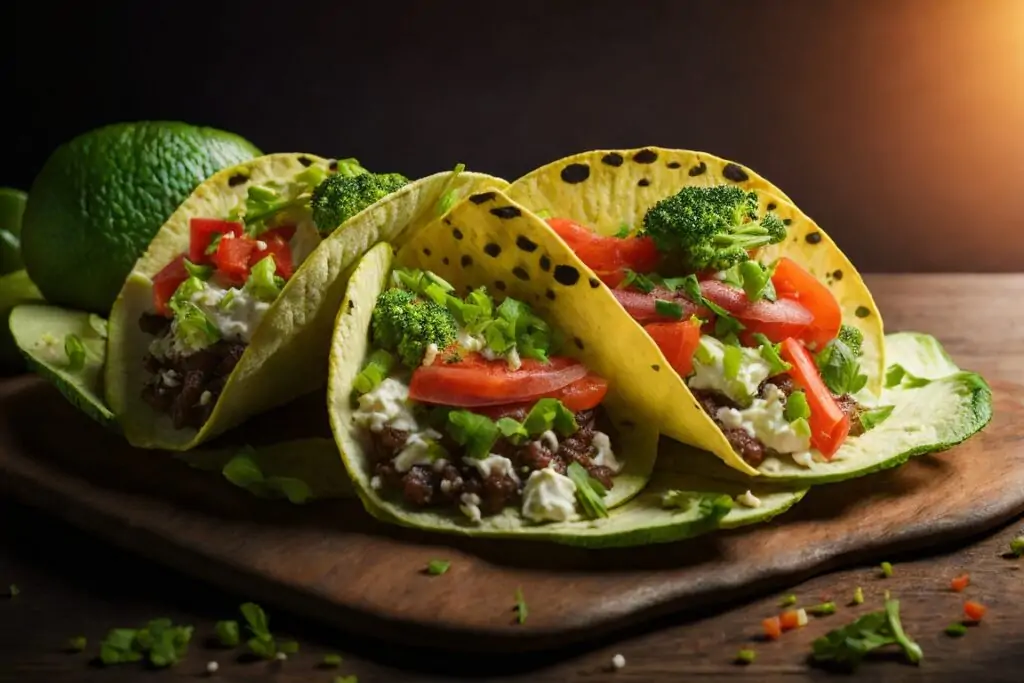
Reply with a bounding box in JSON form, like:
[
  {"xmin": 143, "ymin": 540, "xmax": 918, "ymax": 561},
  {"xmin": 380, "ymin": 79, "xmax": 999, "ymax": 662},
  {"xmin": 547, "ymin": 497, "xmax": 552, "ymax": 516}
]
[
  {"xmin": 461, "ymin": 255, "xmax": 473, "ymax": 268},
  {"xmin": 328, "ymin": 160, "xmax": 339, "ymax": 171},
  {"xmin": 805, "ymin": 231, "xmax": 822, "ymax": 245},
  {"xmin": 573, "ymin": 336, "xmax": 584, "ymax": 350},
  {"xmin": 516, "ymin": 235, "xmax": 538, "ymax": 253},
  {"xmin": 601, "ymin": 152, "xmax": 624, "ymax": 167},
  {"xmin": 512, "ymin": 266, "xmax": 530, "ymax": 281},
  {"xmin": 348, "ymin": 300, "xmax": 355, "ymax": 312},
  {"xmin": 539, "ymin": 254, "xmax": 552, "ymax": 272},
  {"xmin": 651, "ymin": 364, "xmax": 661, "ymax": 372},
  {"xmin": 495, "ymin": 280, "xmax": 507, "ymax": 291},
  {"xmin": 469, "ymin": 192, "xmax": 496, "ymax": 204},
  {"xmin": 228, "ymin": 173, "xmax": 249, "ymax": 187},
  {"xmin": 560, "ymin": 163, "xmax": 591, "ymax": 184},
  {"xmin": 546, "ymin": 289, "xmax": 556, "ymax": 301},
  {"xmin": 688, "ymin": 162, "xmax": 708, "ymax": 177},
  {"xmin": 483, "ymin": 243, "xmax": 502, "ymax": 258},
  {"xmin": 783, "ymin": 218, "xmax": 793, "ymax": 226},
  {"xmin": 855, "ymin": 306, "xmax": 871, "ymax": 318},
  {"xmin": 633, "ymin": 149, "xmax": 658, "ymax": 164},
  {"xmin": 767, "ymin": 202, "xmax": 777, "ymax": 211},
  {"xmin": 490, "ymin": 206, "xmax": 522, "ymax": 219},
  {"xmin": 833, "ymin": 269, "xmax": 843, "ymax": 281},
  {"xmin": 638, "ymin": 179, "xmax": 651, "ymax": 187},
  {"xmin": 452, "ymin": 227, "xmax": 464, "ymax": 240},
  {"xmin": 443, "ymin": 217, "xmax": 453, "ymax": 226},
  {"xmin": 442, "ymin": 257, "xmax": 450, "ymax": 265},
  {"xmin": 588, "ymin": 277, "xmax": 601, "ymax": 288},
  {"xmin": 667, "ymin": 161, "xmax": 682, "ymax": 169},
  {"xmin": 722, "ymin": 163, "xmax": 749, "ymax": 182},
  {"xmin": 297, "ymin": 156, "xmax": 313, "ymax": 167},
  {"xmin": 422, "ymin": 248, "xmax": 432, "ymax": 257},
  {"xmin": 554, "ymin": 265, "xmax": 581, "ymax": 286}
]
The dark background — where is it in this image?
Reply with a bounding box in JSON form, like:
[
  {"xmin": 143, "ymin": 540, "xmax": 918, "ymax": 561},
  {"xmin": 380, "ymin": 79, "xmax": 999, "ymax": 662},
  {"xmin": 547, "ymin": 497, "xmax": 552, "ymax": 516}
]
[{"xmin": 9, "ymin": 0, "xmax": 1024, "ymax": 272}]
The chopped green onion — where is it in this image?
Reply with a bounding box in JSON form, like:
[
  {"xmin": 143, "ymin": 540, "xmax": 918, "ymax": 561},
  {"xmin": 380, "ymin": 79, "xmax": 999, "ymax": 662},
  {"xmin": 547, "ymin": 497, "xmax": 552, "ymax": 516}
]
[
  {"xmin": 426, "ymin": 560, "xmax": 451, "ymax": 576},
  {"xmin": 352, "ymin": 349, "xmax": 396, "ymax": 395},
  {"xmin": 495, "ymin": 417, "xmax": 529, "ymax": 443},
  {"xmin": 654, "ymin": 299, "xmax": 684, "ymax": 320},
  {"xmin": 244, "ymin": 255, "xmax": 284, "ymax": 302},
  {"xmin": 567, "ymin": 461, "xmax": 609, "ymax": 519},
  {"xmin": 852, "ymin": 586, "xmax": 864, "ymax": 605},
  {"xmin": 808, "ymin": 602, "xmax": 837, "ymax": 616},
  {"xmin": 780, "ymin": 594, "xmax": 797, "ymax": 607},
  {"xmin": 784, "ymin": 391, "xmax": 811, "ymax": 421},
  {"xmin": 214, "ymin": 620, "xmax": 240, "ymax": 647},
  {"xmin": 880, "ymin": 561, "xmax": 894, "ymax": 578},
  {"xmin": 67, "ymin": 636, "xmax": 87, "ymax": 652},
  {"xmin": 791, "ymin": 417, "xmax": 811, "ymax": 437},
  {"xmin": 1011, "ymin": 536, "xmax": 1024, "ymax": 557},
  {"xmin": 64, "ymin": 334, "xmax": 86, "ymax": 371},
  {"xmin": 183, "ymin": 258, "xmax": 212, "ymax": 280},
  {"xmin": 738, "ymin": 260, "xmax": 776, "ymax": 302},
  {"xmin": 945, "ymin": 622, "xmax": 968, "ymax": 637},
  {"xmin": 614, "ymin": 224, "xmax": 631, "ymax": 238},
  {"xmin": 722, "ymin": 344, "xmax": 742, "ymax": 380},
  {"xmin": 322, "ymin": 653, "xmax": 343, "ymax": 666},
  {"xmin": 522, "ymin": 398, "xmax": 578, "ymax": 437},
  {"xmin": 435, "ymin": 163, "xmax": 466, "ymax": 216},
  {"xmin": 753, "ymin": 333, "xmax": 791, "ymax": 375},
  {"xmin": 860, "ymin": 405, "xmax": 895, "ymax": 431},
  {"xmin": 735, "ymin": 648, "xmax": 756, "ymax": 664},
  {"xmin": 514, "ymin": 587, "xmax": 528, "ymax": 624},
  {"xmin": 247, "ymin": 185, "xmax": 278, "ymax": 203}
]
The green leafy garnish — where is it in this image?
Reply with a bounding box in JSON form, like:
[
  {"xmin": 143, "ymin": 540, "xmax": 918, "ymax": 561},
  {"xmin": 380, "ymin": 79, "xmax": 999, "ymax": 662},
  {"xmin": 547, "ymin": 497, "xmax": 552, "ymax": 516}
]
[
  {"xmin": 426, "ymin": 560, "xmax": 451, "ymax": 576},
  {"xmin": 811, "ymin": 597, "xmax": 922, "ymax": 669},
  {"xmin": 784, "ymin": 391, "xmax": 811, "ymax": 421},
  {"xmin": 808, "ymin": 602, "xmax": 837, "ymax": 616},
  {"xmin": 495, "ymin": 417, "xmax": 530, "ymax": 443},
  {"xmin": 884, "ymin": 364, "xmax": 932, "ymax": 389},
  {"xmin": 240, "ymin": 602, "xmax": 279, "ymax": 660},
  {"xmin": 780, "ymin": 594, "xmax": 797, "ymax": 607},
  {"xmin": 860, "ymin": 405, "xmax": 895, "ymax": 431},
  {"xmin": 752, "ymin": 333, "xmax": 791, "ymax": 375},
  {"xmin": 566, "ymin": 461, "xmax": 608, "ymax": 519},
  {"xmin": 168, "ymin": 278, "xmax": 221, "ymax": 349},
  {"xmin": 816, "ymin": 337, "xmax": 867, "ymax": 396},
  {"xmin": 99, "ymin": 619, "xmax": 194, "ymax": 668},
  {"xmin": 67, "ymin": 636, "xmax": 87, "ymax": 652},
  {"xmin": 680, "ymin": 274, "xmax": 745, "ymax": 337},
  {"xmin": 244, "ymin": 255, "xmax": 284, "ymax": 302},
  {"xmin": 435, "ymin": 163, "xmax": 466, "ymax": 216},
  {"xmin": 99, "ymin": 628, "xmax": 142, "ymax": 665},
  {"xmin": 447, "ymin": 411, "xmax": 500, "ymax": 460},
  {"xmin": 514, "ymin": 588, "xmax": 528, "ymax": 624},
  {"xmin": 214, "ymin": 620, "xmax": 240, "ymax": 647},
  {"xmin": 183, "ymin": 258, "xmax": 213, "ymax": 280},
  {"xmin": 738, "ymin": 260, "xmax": 777, "ymax": 302},
  {"xmin": 735, "ymin": 648, "xmax": 756, "ymax": 664},
  {"xmin": 614, "ymin": 223, "xmax": 631, "ymax": 238},
  {"xmin": 661, "ymin": 491, "xmax": 735, "ymax": 520},
  {"xmin": 64, "ymin": 334, "xmax": 86, "ymax": 371},
  {"xmin": 880, "ymin": 561, "xmax": 894, "ymax": 578},
  {"xmin": 222, "ymin": 450, "xmax": 313, "ymax": 504},
  {"xmin": 352, "ymin": 349, "xmax": 396, "ymax": 395},
  {"xmin": 205, "ymin": 233, "xmax": 224, "ymax": 255},
  {"xmin": 654, "ymin": 299, "xmax": 684, "ymax": 320},
  {"xmin": 523, "ymin": 398, "xmax": 578, "ymax": 437},
  {"xmin": 622, "ymin": 269, "xmax": 656, "ymax": 293},
  {"xmin": 323, "ymin": 653, "xmax": 343, "ymax": 666},
  {"xmin": 791, "ymin": 417, "xmax": 811, "ymax": 438},
  {"xmin": 945, "ymin": 622, "xmax": 968, "ymax": 637}
]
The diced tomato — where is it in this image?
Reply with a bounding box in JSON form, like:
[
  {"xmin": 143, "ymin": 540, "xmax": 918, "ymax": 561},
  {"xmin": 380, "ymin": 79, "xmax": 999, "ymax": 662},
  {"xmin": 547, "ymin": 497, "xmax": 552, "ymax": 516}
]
[
  {"xmin": 546, "ymin": 218, "xmax": 660, "ymax": 273},
  {"xmin": 644, "ymin": 319, "xmax": 702, "ymax": 377},
  {"xmin": 262, "ymin": 224, "xmax": 297, "ymax": 242},
  {"xmin": 699, "ymin": 279, "xmax": 814, "ymax": 344},
  {"xmin": 611, "ymin": 288, "xmax": 707, "ymax": 324},
  {"xmin": 251, "ymin": 234, "xmax": 294, "ymax": 279},
  {"xmin": 964, "ymin": 601, "xmax": 986, "ymax": 621},
  {"xmin": 409, "ymin": 353, "xmax": 590, "ymax": 407},
  {"xmin": 762, "ymin": 616, "xmax": 782, "ymax": 640},
  {"xmin": 780, "ymin": 609, "xmax": 805, "ymax": 631},
  {"xmin": 189, "ymin": 218, "xmax": 243, "ymax": 264},
  {"xmin": 213, "ymin": 234, "xmax": 257, "ymax": 285},
  {"xmin": 770, "ymin": 257, "xmax": 842, "ymax": 350},
  {"xmin": 779, "ymin": 338, "xmax": 851, "ymax": 458},
  {"xmin": 950, "ymin": 574, "xmax": 970, "ymax": 592},
  {"xmin": 151, "ymin": 256, "xmax": 189, "ymax": 317}
]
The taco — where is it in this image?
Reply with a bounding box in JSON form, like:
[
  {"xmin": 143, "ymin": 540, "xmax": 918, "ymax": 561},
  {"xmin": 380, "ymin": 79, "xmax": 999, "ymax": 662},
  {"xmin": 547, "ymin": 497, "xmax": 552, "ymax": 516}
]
[
  {"xmin": 326, "ymin": 214, "xmax": 807, "ymax": 547},
  {"xmin": 105, "ymin": 153, "xmax": 506, "ymax": 450}
]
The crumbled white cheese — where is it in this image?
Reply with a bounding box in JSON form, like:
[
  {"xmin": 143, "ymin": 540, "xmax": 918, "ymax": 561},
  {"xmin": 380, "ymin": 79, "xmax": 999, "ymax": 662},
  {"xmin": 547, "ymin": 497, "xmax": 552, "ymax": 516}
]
[
  {"xmin": 190, "ymin": 282, "xmax": 270, "ymax": 345},
  {"xmin": 422, "ymin": 343, "xmax": 439, "ymax": 367},
  {"xmin": 611, "ymin": 654, "xmax": 626, "ymax": 670},
  {"xmin": 432, "ymin": 458, "xmax": 449, "ymax": 472},
  {"xmin": 717, "ymin": 384, "xmax": 811, "ymax": 455},
  {"xmin": 441, "ymin": 476, "xmax": 462, "ymax": 494},
  {"xmin": 255, "ymin": 240, "xmax": 268, "ymax": 250},
  {"xmin": 160, "ymin": 369, "xmax": 181, "ymax": 387},
  {"xmin": 539, "ymin": 430, "xmax": 559, "ymax": 453},
  {"xmin": 370, "ymin": 475, "xmax": 382, "ymax": 490},
  {"xmin": 590, "ymin": 431, "xmax": 621, "ymax": 472},
  {"xmin": 457, "ymin": 329, "xmax": 485, "ymax": 353},
  {"xmin": 466, "ymin": 453, "xmax": 519, "ymax": 483},
  {"xmin": 521, "ymin": 465, "xmax": 577, "ymax": 522},
  {"xmin": 796, "ymin": 608, "xmax": 809, "ymax": 627},
  {"xmin": 792, "ymin": 450, "xmax": 818, "ymax": 468},
  {"xmin": 688, "ymin": 336, "xmax": 771, "ymax": 404},
  {"xmin": 736, "ymin": 490, "xmax": 762, "ymax": 508},
  {"xmin": 506, "ymin": 346, "xmax": 522, "ymax": 371},
  {"xmin": 352, "ymin": 377, "xmax": 419, "ymax": 433},
  {"xmin": 459, "ymin": 492, "xmax": 482, "ymax": 523},
  {"xmin": 206, "ymin": 660, "xmax": 219, "ymax": 673},
  {"xmin": 199, "ymin": 390, "xmax": 213, "ymax": 407},
  {"xmin": 274, "ymin": 651, "xmax": 287, "ymax": 661},
  {"xmin": 392, "ymin": 429, "xmax": 443, "ymax": 473}
]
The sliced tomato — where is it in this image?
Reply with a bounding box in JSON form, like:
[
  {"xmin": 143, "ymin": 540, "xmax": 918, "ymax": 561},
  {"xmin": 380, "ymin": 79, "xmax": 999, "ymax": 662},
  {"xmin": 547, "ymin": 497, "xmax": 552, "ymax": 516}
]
[
  {"xmin": 189, "ymin": 218, "xmax": 243, "ymax": 264},
  {"xmin": 699, "ymin": 279, "xmax": 814, "ymax": 344},
  {"xmin": 644, "ymin": 319, "xmax": 701, "ymax": 377},
  {"xmin": 251, "ymin": 234, "xmax": 294, "ymax": 279},
  {"xmin": 546, "ymin": 217, "xmax": 660, "ymax": 273},
  {"xmin": 779, "ymin": 338, "xmax": 851, "ymax": 458},
  {"xmin": 770, "ymin": 257, "xmax": 842, "ymax": 350},
  {"xmin": 473, "ymin": 372, "xmax": 609, "ymax": 418},
  {"xmin": 151, "ymin": 255, "xmax": 189, "ymax": 317},
  {"xmin": 611, "ymin": 288, "xmax": 707, "ymax": 324},
  {"xmin": 409, "ymin": 353, "xmax": 590, "ymax": 407},
  {"xmin": 213, "ymin": 234, "xmax": 257, "ymax": 285}
]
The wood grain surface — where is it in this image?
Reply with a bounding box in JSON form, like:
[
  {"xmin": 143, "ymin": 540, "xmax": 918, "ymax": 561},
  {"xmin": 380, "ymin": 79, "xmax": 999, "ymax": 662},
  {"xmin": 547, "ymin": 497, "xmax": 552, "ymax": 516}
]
[{"xmin": 2, "ymin": 274, "xmax": 1023, "ymax": 682}]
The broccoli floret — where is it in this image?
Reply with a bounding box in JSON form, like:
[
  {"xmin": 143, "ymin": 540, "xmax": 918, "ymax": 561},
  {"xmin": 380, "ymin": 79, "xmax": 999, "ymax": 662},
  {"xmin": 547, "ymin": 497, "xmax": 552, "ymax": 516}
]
[
  {"xmin": 371, "ymin": 288, "xmax": 457, "ymax": 367},
  {"xmin": 310, "ymin": 172, "xmax": 410, "ymax": 233},
  {"xmin": 640, "ymin": 185, "xmax": 787, "ymax": 272},
  {"xmin": 837, "ymin": 324, "xmax": 864, "ymax": 356}
]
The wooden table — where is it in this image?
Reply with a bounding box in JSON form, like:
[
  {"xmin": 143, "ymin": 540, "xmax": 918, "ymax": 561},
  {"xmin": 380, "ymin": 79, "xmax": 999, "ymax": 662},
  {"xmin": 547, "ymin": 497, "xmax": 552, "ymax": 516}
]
[{"xmin": 2, "ymin": 274, "xmax": 1022, "ymax": 682}]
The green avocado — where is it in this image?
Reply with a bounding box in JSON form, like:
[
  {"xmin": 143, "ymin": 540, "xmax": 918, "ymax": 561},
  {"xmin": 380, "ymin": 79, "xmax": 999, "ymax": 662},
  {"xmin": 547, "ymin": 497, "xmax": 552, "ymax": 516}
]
[
  {"xmin": 8, "ymin": 304, "xmax": 116, "ymax": 428},
  {"xmin": 21, "ymin": 122, "xmax": 261, "ymax": 314}
]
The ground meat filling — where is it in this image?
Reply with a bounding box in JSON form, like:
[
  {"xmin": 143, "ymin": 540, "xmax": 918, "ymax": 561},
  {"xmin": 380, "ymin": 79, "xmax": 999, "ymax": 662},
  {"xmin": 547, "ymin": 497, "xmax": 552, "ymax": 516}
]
[
  {"xmin": 370, "ymin": 408, "xmax": 613, "ymax": 514},
  {"xmin": 138, "ymin": 313, "xmax": 246, "ymax": 430},
  {"xmin": 693, "ymin": 377, "xmax": 865, "ymax": 467}
]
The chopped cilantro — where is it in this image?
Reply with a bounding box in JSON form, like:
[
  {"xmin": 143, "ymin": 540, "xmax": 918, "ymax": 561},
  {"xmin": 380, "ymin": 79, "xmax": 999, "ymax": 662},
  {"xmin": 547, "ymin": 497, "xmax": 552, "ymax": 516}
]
[
  {"xmin": 99, "ymin": 619, "xmax": 194, "ymax": 668},
  {"xmin": 323, "ymin": 653, "xmax": 343, "ymax": 666},
  {"xmin": 945, "ymin": 622, "xmax": 968, "ymax": 637},
  {"xmin": 426, "ymin": 560, "xmax": 451, "ymax": 576},
  {"xmin": 523, "ymin": 398, "xmax": 578, "ymax": 437},
  {"xmin": 567, "ymin": 461, "xmax": 609, "ymax": 519},
  {"xmin": 784, "ymin": 391, "xmax": 811, "ymax": 421},
  {"xmin": 752, "ymin": 333, "xmax": 791, "ymax": 375},
  {"xmin": 67, "ymin": 636, "xmax": 87, "ymax": 652},
  {"xmin": 446, "ymin": 411, "xmax": 500, "ymax": 460},
  {"xmin": 495, "ymin": 417, "xmax": 530, "ymax": 443},
  {"xmin": 622, "ymin": 269, "xmax": 656, "ymax": 293},
  {"xmin": 735, "ymin": 648, "xmax": 756, "ymax": 664},
  {"xmin": 860, "ymin": 405, "xmax": 895, "ymax": 431},
  {"xmin": 214, "ymin": 620, "xmax": 240, "ymax": 647},
  {"xmin": 654, "ymin": 299, "xmax": 684, "ymax": 320},
  {"xmin": 514, "ymin": 588, "xmax": 528, "ymax": 624},
  {"xmin": 64, "ymin": 334, "xmax": 86, "ymax": 371},
  {"xmin": 240, "ymin": 602, "xmax": 278, "ymax": 659},
  {"xmin": 811, "ymin": 597, "xmax": 922, "ymax": 669},
  {"xmin": 816, "ymin": 337, "xmax": 867, "ymax": 396},
  {"xmin": 352, "ymin": 349, "xmax": 396, "ymax": 395}
]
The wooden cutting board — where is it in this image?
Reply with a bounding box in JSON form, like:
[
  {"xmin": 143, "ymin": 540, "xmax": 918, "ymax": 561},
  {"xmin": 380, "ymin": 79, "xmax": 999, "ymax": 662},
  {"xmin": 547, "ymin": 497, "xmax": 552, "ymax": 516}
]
[{"xmin": 1, "ymin": 372, "xmax": 1022, "ymax": 652}]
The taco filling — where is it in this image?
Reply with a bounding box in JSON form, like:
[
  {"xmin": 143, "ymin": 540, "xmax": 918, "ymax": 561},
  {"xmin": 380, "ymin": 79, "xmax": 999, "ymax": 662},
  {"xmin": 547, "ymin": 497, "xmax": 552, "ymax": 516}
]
[
  {"xmin": 542, "ymin": 185, "xmax": 869, "ymax": 468},
  {"xmin": 138, "ymin": 165, "xmax": 409, "ymax": 429},
  {"xmin": 349, "ymin": 267, "xmax": 622, "ymax": 523}
]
